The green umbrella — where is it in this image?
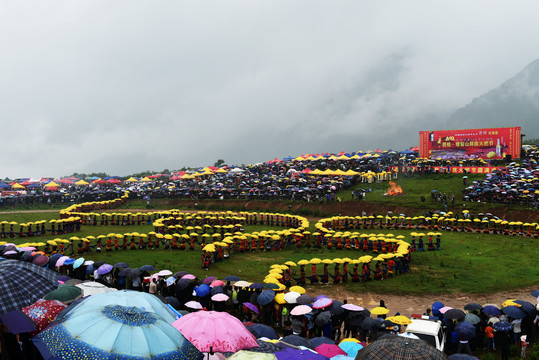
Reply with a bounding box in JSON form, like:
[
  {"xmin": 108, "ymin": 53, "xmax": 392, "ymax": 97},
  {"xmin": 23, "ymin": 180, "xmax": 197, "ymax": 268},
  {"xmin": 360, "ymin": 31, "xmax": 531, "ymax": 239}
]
[{"xmin": 44, "ymin": 284, "xmax": 82, "ymax": 303}]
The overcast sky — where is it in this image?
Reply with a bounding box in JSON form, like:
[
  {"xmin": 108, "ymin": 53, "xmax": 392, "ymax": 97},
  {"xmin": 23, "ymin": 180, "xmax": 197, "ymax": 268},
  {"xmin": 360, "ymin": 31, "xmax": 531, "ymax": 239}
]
[{"xmin": 1, "ymin": 1, "xmax": 538, "ymax": 178}]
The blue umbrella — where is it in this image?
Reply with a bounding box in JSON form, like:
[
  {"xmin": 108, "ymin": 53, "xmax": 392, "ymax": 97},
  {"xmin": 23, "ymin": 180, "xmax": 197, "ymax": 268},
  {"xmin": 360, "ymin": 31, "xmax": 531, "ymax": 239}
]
[
  {"xmin": 531, "ymin": 290, "xmax": 539, "ymax": 297},
  {"xmin": 310, "ymin": 337, "xmax": 334, "ymax": 348},
  {"xmin": 73, "ymin": 258, "xmax": 85, "ymax": 269},
  {"xmin": 194, "ymin": 284, "xmax": 210, "ymax": 297},
  {"xmin": 257, "ymin": 290, "xmax": 275, "ymax": 306},
  {"xmin": 249, "ymin": 283, "xmax": 263, "ymax": 290},
  {"xmin": 57, "ymin": 290, "xmax": 177, "ymax": 323},
  {"xmin": 210, "ymin": 286, "xmax": 224, "ymax": 295},
  {"xmin": 432, "ymin": 301, "xmax": 444, "ymax": 316},
  {"xmin": 339, "ymin": 341, "xmax": 363, "ymax": 358},
  {"xmin": 455, "ymin": 321, "xmax": 476, "ymax": 340},
  {"xmin": 275, "ymin": 347, "xmax": 326, "ymax": 360},
  {"xmin": 448, "ymin": 354, "xmax": 480, "ymax": 360},
  {"xmin": 223, "ymin": 275, "xmax": 241, "ymax": 281},
  {"xmin": 513, "ymin": 300, "xmax": 537, "ymax": 316},
  {"xmin": 113, "ymin": 262, "xmax": 129, "ymax": 268},
  {"xmin": 247, "ymin": 323, "xmax": 279, "ymax": 340},
  {"xmin": 64, "ymin": 259, "xmax": 75, "ymax": 266},
  {"xmin": 482, "ymin": 305, "xmax": 501, "ymax": 316},
  {"xmin": 493, "ymin": 321, "xmax": 513, "ymax": 332},
  {"xmin": 33, "ymin": 304, "xmax": 203, "ymax": 360},
  {"xmin": 97, "ymin": 264, "xmax": 113, "ymax": 275},
  {"xmin": 502, "ymin": 306, "xmax": 525, "ymax": 319}
]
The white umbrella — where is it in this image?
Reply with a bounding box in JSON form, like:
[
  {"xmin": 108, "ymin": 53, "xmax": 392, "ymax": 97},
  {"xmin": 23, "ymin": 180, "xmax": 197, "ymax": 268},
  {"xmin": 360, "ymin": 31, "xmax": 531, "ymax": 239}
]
[{"xmin": 284, "ymin": 291, "xmax": 301, "ymax": 304}]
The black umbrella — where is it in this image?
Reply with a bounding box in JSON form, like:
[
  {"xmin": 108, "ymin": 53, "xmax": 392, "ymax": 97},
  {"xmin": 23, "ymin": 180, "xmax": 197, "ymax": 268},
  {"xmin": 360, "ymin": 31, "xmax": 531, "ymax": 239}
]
[
  {"xmin": 118, "ymin": 268, "xmax": 132, "ymax": 277},
  {"xmin": 210, "ymin": 286, "xmax": 225, "ymax": 295},
  {"xmin": 93, "ymin": 261, "xmax": 106, "ymax": 269},
  {"xmin": 348, "ymin": 312, "xmax": 367, "ymax": 327},
  {"xmin": 223, "ymin": 275, "xmax": 241, "ymax": 282},
  {"xmin": 455, "ymin": 322, "xmax": 476, "ymax": 340},
  {"xmin": 249, "ymin": 339, "xmax": 281, "ymax": 353},
  {"xmin": 513, "ymin": 300, "xmax": 537, "ymax": 316},
  {"xmin": 47, "ymin": 254, "xmax": 63, "ymax": 268},
  {"xmin": 328, "ymin": 300, "xmax": 344, "ymax": 315},
  {"xmin": 174, "ymin": 271, "xmax": 190, "ymax": 279},
  {"xmin": 280, "ymin": 335, "xmax": 313, "ymax": 349},
  {"xmin": 444, "ymin": 309, "xmax": 466, "ymax": 320},
  {"xmin": 361, "ymin": 317, "xmax": 379, "ymax": 331},
  {"xmin": 310, "ymin": 336, "xmax": 335, "ymax": 348},
  {"xmin": 314, "ymin": 311, "xmax": 332, "ymax": 327},
  {"xmin": 113, "ymin": 262, "xmax": 129, "ymax": 268},
  {"xmin": 247, "ymin": 323, "xmax": 279, "ymax": 340},
  {"xmin": 502, "ymin": 306, "xmax": 525, "ymax": 319},
  {"xmin": 356, "ymin": 336, "xmax": 447, "ymax": 360},
  {"xmin": 175, "ymin": 278, "xmax": 191, "ymax": 291},
  {"xmin": 463, "ymin": 303, "xmax": 482, "ymax": 311},
  {"xmin": 380, "ymin": 319, "xmax": 398, "ymax": 330},
  {"xmin": 166, "ymin": 297, "xmax": 182, "ymax": 310},
  {"xmin": 127, "ymin": 268, "xmax": 142, "ymax": 279},
  {"xmin": 140, "ymin": 265, "xmax": 155, "ymax": 272},
  {"xmin": 297, "ymin": 294, "xmax": 314, "ymax": 305}
]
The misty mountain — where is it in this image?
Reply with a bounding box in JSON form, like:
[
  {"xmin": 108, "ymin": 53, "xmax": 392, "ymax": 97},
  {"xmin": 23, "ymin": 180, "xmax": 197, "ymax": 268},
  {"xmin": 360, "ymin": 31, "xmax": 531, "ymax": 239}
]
[{"xmin": 446, "ymin": 59, "xmax": 539, "ymax": 136}]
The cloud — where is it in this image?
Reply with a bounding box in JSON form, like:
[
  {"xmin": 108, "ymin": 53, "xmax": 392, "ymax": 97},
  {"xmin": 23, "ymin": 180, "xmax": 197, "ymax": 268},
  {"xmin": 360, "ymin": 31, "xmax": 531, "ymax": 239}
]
[{"xmin": 1, "ymin": 0, "xmax": 539, "ymax": 178}]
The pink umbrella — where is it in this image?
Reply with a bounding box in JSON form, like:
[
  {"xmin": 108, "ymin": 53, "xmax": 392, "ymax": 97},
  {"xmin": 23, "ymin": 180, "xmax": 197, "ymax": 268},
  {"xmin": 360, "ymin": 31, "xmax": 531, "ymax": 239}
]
[
  {"xmin": 313, "ymin": 298, "xmax": 333, "ymax": 309},
  {"xmin": 211, "ymin": 293, "xmax": 229, "ymax": 302},
  {"xmin": 439, "ymin": 306, "xmax": 453, "ymax": 314},
  {"xmin": 185, "ymin": 301, "xmax": 203, "ymax": 310},
  {"xmin": 342, "ymin": 304, "xmax": 364, "ymax": 312},
  {"xmin": 314, "ymin": 343, "xmax": 347, "ymax": 358},
  {"xmin": 181, "ymin": 274, "xmax": 196, "ymax": 280},
  {"xmin": 172, "ymin": 310, "xmax": 258, "ymax": 353},
  {"xmin": 19, "ymin": 247, "xmax": 36, "ymax": 252},
  {"xmin": 210, "ymin": 280, "xmax": 225, "ymax": 287},
  {"xmin": 55, "ymin": 256, "xmax": 70, "ymax": 267},
  {"xmin": 290, "ymin": 305, "xmax": 312, "ymax": 316}
]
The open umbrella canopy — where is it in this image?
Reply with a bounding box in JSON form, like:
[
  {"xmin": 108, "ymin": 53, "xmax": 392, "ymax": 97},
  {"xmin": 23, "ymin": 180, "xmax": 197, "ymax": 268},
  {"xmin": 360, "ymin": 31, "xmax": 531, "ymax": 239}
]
[
  {"xmin": 0, "ymin": 260, "xmax": 58, "ymax": 315},
  {"xmin": 310, "ymin": 337, "xmax": 335, "ymax": 348},
  {"xmin": 493, "ymin": 321, "xmax": 513, "ymax": 332},
  {"xmin": 275, "ymin": 348, "xmax": 328, "ymax": 360},
  {"xmin": 482, "ymin": 305, "xmax": 501, "ymax": 316},
  {"xmin": 22, "ymin": 299, "xmax": 67, "ymax": 336},
  {"xmin": 223, "ymin": 275, "xmax": 241, "ymax": 282},
  {"xmin": 502, "ymin": 305, "xmax": 526, "ymax": 319},
  {"xmin": 76, "ymin": 282, "xmax": 118, "ymax": 297},
  {"xmin": 257, "ymin": 290, "xmax": 276, "ymax": 306},
  {"xmin": 296, "ymin": 294, "xmax": 314, "ymax": 305},
  {"xmin": 34, "ymin": 304, "xmax": 203, "ymax": 360},
  {"xmin": 455, "ymin": 322, "xmax": 476, "ymax": 340},
  {"xmin": 463, "ymin": 313, "xmax": 480, "ymax": 325},
  {"xmin": 314, "ymin": 343, "xmax": 347, "ymax": 358},
  {"xmin": 246, "ymin": 323, "xmax": 279, "ymax": 340},
  {"xmin": 356, "ymin": 336, "xmax": 448, "ymax": 360},
  {"xmin": 463, "ymin": 303, "xmax": 482, "ymax": 311},
  {"xmin": 172, "ymin": 310, "xmax": 258, "ymax": 353},
  {"xmin": 444, "ymin": 308, "xmax": 466, "ymax": 320},
  {"xmin": 339, "ymin": 341, "xmax": 364, "ymax": 358},
  {"xmin": 227, "ymin": 351, "xmax": 276, "ymax": 360},
  {"xmin": 58, "ymin": 290, "xmax": 177, "ymax": 323},
  {"xmin": 43, "ymin": 284, "xmax": 82, "ymax": 304},
  {"xmin": 290, "ymin": 305, "xmax": 312, "ymax": 316},
  {"xmin": 313, "ymin": 297, "xmax": 333, "ymax": 309},
  {"xmin": 243, "ymin": 302, "xmax": 260, "ymax": 314}
]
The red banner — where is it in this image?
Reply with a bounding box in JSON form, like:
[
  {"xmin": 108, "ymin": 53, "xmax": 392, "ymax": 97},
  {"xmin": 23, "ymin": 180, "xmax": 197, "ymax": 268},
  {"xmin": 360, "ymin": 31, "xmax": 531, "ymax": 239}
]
[
  {"xmin": 391, "ymin": 166, "xmax": 502, "ymax": 174},
  {"xmin": 419, "ymin": 127, "xmax": 521, "ymax": 160}
]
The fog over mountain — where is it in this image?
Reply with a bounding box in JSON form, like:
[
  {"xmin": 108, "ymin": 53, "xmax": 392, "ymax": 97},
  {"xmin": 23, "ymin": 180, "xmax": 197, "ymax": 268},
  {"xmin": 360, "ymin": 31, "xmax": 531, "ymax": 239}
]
[{"xmin": 445, "ymin": 59, "xmax": 539, "ymax": 136}]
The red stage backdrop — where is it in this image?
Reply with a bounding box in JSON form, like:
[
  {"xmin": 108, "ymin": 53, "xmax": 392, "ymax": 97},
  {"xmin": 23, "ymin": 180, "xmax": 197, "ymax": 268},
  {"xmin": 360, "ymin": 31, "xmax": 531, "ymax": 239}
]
[{"xmin": 419, "ymin": 127, "xmax": 521, "ymax": 160}]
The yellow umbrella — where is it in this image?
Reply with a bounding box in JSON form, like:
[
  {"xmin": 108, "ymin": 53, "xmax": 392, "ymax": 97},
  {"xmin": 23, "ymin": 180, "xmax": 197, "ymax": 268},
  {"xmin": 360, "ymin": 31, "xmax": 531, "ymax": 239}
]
[
  {"xmin": 370, "ymin": 307, "xmax": 389, "ymax": 315},
  {"xmin": 322, "ymin": 259, "xmax": 334, "ymax": 264},
  {"xmin": 501, "ymin": 299, "xmax": 521, "ymax": 307},
  {"xmin": 309, "ymin": 258, "xmax": 322, "ymax": 264},
  {"xmin": 289, "ymin": 286, "xmax": 305, "ymax": 294},
  {"xmin": 386, "ymin": 315, "xmax": 412, "ymax": 325},
  {"xmin": 297, "ymin": 260, "xmax": 310, "ymax": 265},
  {"xmin": 340, "ymin": 338, "xmax": 360, "ymax": 344},
  {"xmin": 274, "ymin": 293, "xmax": 286, "ymax": 304},
  {"xmin": 284, "ymin": 261, "xmax": 297, "ymax": 267},
  {"xmin": 202, "ymin": 244, "xmax": 216, "ymax": 252}
]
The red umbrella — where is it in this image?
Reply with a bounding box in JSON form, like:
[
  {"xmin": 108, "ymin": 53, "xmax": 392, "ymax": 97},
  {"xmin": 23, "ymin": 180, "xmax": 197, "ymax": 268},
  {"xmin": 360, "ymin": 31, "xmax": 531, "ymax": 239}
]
[{"xmin": 22, "ymin": 299, "xmax": 67, "ymax": 336}]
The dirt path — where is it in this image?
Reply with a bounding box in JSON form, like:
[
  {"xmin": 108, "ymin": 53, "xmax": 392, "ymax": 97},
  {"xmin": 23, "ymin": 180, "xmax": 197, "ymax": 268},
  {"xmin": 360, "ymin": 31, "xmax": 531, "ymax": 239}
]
[{"xmin": 303, "ymin": 284, "xmax": 538, "ymax": 317}]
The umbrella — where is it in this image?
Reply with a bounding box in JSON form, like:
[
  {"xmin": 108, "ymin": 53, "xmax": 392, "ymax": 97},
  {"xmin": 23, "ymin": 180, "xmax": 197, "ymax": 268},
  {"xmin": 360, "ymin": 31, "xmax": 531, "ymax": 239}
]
[
  {"xmin": 370, "ymin": 307, "xmax": 389, "ymax": 315},
  {"xmin": 531, "ymin": 289, "xmax": 539, "ymax": 298},
  {"xmin": 314, "ymin": 344, "xmax": 347, "ymax": 358},
  {"xmin": 296, "ymin": 294, "xmax": 314, "ymax": 305},
  {"xmin": 223, "ymin": 275, "xmax": 241, "ymax": 282},
  {"xmin": 194, "ymin": 284, "xmax": 211, "ymax": 297},
  {"xmin": 329, "ymin": 300, "xmax": 344, "ymax": 315},
  {"xmin": 252, "ymin": 339, "xmax": 281, "ymax": 354},
  {"xmin": 356, "ymin": 336, "xmax": 447, "ymax": 360},
  {"xmin": 210, "ymin": 280, "xmax": 225, "ymax": 287},
  {"xmin": 482, "ymin": 305, "xmax": 501, "ymax": 316},
  {"xmin": 174, "ymin": 271, "xmax": 190, "ymax": 279},
  {"xmin": 463, "ymin": 303, "xmax": 482, "ymax": 311},
  {"xmin": 93, "ymin": 261, "xmax": 106, "ymax": 269},
  {"xmin": 172, "ymin": 310, "xmax": 258, "ymax": 353},
  {"xmin": 284, "ymin": 291, "xmax": 301, "ymax": 304},
  {"xmin": 342, "ymin": 304, "xmax": 364, "ymax": 312},
  {"xmin": 176, "ymin": 278, "xmax": 192, "ymax": 292},
  {"xmin": 211, "ymin": 293, "xmax": 229, "ymax": 302},
  {"xmin": 290, "ymin": 305, "xmax": 312, "ymax": 316},
  {"xmin": 185, "ymin": 301, "xmax": 203, "ymax": 310},
  {"xmin": 235, "ymin": 281, "xmax": 251, "ymax": 288},
  {"xmin": 314, "ymin": 311, "xmax": 332, "ymax": 327},
  {"xmin": 455, "ymin": 322, "xmax": 476, "ymax": 340},
  {"xmin": 279, "ymin": 335, "xmax": 313, "ymax": 349},
  {"xmin": 360, "ymin": 317, "xmax": 379, "ymax": 331},
  {"xmin": 157, "ymin": 270, "xmax": 173, "ymax": 277},
  {"xmin": 128, "ymin": 268, "xmax": 142, "ymax": 278},
  {"xmin": 73, "ymin": 258, "xmax": 85, "ymax": 269},
  {"xmin": 76, "ymin": 281, "xmax": 118, "ymax": 297},
  {"xmin": 0, "ymin": 309, "xmax": 36, "ymax": 334},
  {"xmin": 448, "ymin": 354, "xmax": 480, "ymax": 360},
  {"xmin": 257, "ymin": 290, "xmax": 276, "ymax": 306},
  {"xmin": 140, "ymin": 264, "xmax": 156, "ymax": 272},
  {"xmin": 493, "ymin": 321, "xmax": 513, "ymax": 331},
  {"xmin": 313, "ymin": 298, "xmax": 333, "ymax": 309},
  {"xmin": 97, "ymin": 264, "xmax": 113, "ymax": 275},
  {"xmin": 0, "ymin": 260, "xmax": 58, "ymax": 315},
  {"xmin": 310, "ymin": 337, "xmax": 335, "ymax": 348},
  {"xmin": 44, "ymin": 284, "xmax": 82, "ymax": 303},
  {"xmin": 34, "ymin": 304, "xmax": 203, "ymax": 360},
  {"xmin": 210, "ymin": 286, "xmax": 225, "ymax": 295},
  {"xmin": 113, "ymin": 262, "xmax": 129, "ymax": 268},
  {"xmin": 118, "ymin": 268, "xmax": 132, "ymax": 277},
  {"xmin": 432, "ymin": 301, "xmax": 444, "ymax": 316},
  {"xmin": 33, "ymin": 255, "xmax": 49, "ymax": 267},
  {"xmin": 181, "ymin": 274, "xmax": 196, "ymax": 280},
  {"xmin": 55, "ymin": 256, "xmax": 70, "ymax": 267},
  {"xmin": 275, "ymin": 348, "xmax": 326, "ymax": 360},
  {"xmin": 243, "ymin": 302, "xmax": 260, "ymax": 314},
  {"xmin": 227, "ymin": 351, "xmax": 276, "ymax": 360},
  {"xmin": 22, "ymin": 299, "xmax": 67, "ymax": 336},
  {"xmin": 166, "ymin": 297, "xmax": 182, "ymax": 309},
  {"xmin": 203, "ymin": 276, "xmax": 217, "ymax": 284},
  {"xmin": 513, "ymin": 300, "xmax": 537, "ymax": 316},
  {"xmin": 247, "ymin": 323, "xmax": 279, "ymax": 340},
  {"xmin": 463, "ymin": 313, "xmax": 480, "ymax": 325},
  {"xmin": 339, "ymin": 341, "xmax": 364, "ymax": 358},
  {"xmin": 58, "ymin": 275, "xmax": 71, "ymax": 283},
  {"xmin": 502, "ymin": 305, "xmax": 525, "ymax": 319},
  {"xmin": 59, "ymin": 290, "xmax": 178, "ymax": 323},
  {"xmin": 444, "ymin": 309, "xmax": 466, "ymax": 320},
  {"xmin": 249, "ymin": 283, "xmax": 264, "ymax": 290}
]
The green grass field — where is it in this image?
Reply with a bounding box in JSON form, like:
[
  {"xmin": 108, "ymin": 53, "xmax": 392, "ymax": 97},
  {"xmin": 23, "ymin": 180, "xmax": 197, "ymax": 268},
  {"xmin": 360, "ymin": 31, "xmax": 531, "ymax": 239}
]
[{"xmin": 3, "ymin": 206, "xmax": 538, "ymax": 295}]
